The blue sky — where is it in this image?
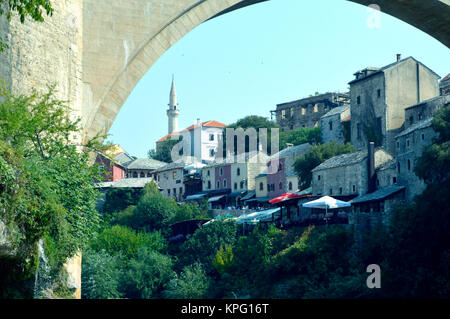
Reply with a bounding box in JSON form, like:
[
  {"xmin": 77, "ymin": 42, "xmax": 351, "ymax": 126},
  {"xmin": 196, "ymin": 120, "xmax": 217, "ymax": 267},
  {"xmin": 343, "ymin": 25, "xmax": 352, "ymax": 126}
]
[{"xmin": 107, "ymin": 0, "xmax": 450, "ymax": 158}]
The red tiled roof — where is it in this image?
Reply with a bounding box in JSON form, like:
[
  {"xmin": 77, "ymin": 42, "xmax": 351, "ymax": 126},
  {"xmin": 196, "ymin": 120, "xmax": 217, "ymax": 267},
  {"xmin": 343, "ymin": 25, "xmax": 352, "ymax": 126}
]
[
  {"xmin": 157, "ymin": 120, "xmax": 227, "ymax": 143},
  {"xmin": 441, "ymin": 74, "xmax": 450, "ymax": 82}
]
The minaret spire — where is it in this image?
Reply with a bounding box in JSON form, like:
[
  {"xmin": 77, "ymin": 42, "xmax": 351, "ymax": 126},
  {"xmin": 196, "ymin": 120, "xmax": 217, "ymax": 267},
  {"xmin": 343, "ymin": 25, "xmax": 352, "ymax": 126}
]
[{"xmin": 167, "ymin": 75, "xmax": 180, "ymax": 134}]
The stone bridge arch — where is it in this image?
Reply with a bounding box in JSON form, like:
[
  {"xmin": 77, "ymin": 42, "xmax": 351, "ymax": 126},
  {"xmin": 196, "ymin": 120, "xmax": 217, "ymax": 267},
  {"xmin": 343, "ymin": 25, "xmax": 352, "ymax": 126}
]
[{"xmin": 82, "ymin": 0, "xmax": 450, "ymax": 143}]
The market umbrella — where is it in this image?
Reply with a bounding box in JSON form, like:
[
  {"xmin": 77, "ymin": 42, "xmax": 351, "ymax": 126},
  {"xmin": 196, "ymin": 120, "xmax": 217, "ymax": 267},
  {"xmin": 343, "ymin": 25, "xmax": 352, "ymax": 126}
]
[
  {"xmin": 269, "ymin": 193, "xmax": 292, "ymax": 204},
  {"xmin": 302, "ymin": 196, "xmax": 351, "ymax": 224}
]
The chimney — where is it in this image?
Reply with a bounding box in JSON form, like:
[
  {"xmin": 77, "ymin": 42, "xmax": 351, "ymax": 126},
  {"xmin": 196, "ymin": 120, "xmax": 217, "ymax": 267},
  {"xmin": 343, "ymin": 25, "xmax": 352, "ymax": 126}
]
[
  {"xmin": 368, "ymin": 142, "xmax": 376, "ymax": 193},
  {"xmin": 285, "ymin": 143, "xmax": 293, "ymax": 149},
  {"xmin": 196, "ymin": 118, "xmax": 201, "ymax": 126},
  {"xmin": 396, "ymin": 54, "xmax": 401, "ymax": 62}
]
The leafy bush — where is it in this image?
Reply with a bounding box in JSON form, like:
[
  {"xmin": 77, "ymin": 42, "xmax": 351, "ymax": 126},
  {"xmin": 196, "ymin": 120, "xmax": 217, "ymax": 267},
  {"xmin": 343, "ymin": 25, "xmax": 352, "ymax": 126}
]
[{"xmin": 163, "ymin": 263, "xmax": 210, "ymax": 299}]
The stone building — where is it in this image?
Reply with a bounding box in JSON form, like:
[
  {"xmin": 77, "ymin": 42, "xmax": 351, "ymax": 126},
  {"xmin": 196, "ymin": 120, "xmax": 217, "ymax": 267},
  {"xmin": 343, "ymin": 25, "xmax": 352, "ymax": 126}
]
[
  {"xmin": 349, "ymin": 55, "xmax": 440, "ymax": 155},
  {"xmin": 311, "ymin": 146, "xmax": 393, "ymax": 197},
  {"xmin": 271, "ymin": 92, "xmax": 350, "ymax": 131},
  {"xmin": 394, "ymin": 94, "xmax": 449, "ymax": 201},
  {"xmin": 320, "ymin": 105, "xmax": 351, "ymax": 144},
  {"xmin": 152, "ymin": 160, "xmax": 191, "ymax": 201},
  {"xmin": 125, "ymin": 158, "xmax": 167, "ymax": 178},
  {"xmin": 440, "ymin": 74, "xmax": 450, "ymax": 96}
]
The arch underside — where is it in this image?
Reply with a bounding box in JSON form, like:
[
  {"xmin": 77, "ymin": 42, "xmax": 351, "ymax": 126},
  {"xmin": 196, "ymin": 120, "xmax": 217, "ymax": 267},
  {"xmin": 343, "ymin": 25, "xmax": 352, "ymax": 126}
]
[{"xmin": 82, "ymin": 0, "xmax": 450, "ymax": 143}]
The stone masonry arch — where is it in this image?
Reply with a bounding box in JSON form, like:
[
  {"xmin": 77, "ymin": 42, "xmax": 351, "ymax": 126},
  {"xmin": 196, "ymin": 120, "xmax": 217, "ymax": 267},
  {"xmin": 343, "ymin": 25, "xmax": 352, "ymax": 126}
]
[{"xmin": 82, "ymin": 0, "xmax": 450, "ymax": 143}]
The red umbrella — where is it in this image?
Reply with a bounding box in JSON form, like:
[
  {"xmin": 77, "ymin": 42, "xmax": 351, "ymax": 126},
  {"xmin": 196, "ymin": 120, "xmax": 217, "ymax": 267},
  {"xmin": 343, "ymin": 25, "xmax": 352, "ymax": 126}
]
[
  {"xmin": 287, "ymin": 191, "xmax": 312, "ymax": 200},
  {"xmin": 269, "ymin": 193, "xmax": 292, "ymax": 204}
]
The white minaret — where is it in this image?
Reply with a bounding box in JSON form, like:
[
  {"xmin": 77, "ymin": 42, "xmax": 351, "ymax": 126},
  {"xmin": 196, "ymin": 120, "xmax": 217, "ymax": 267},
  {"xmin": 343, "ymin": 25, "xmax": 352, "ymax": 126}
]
[{"xmin": 167, "ymin": 75, "xmax": 180, "ymax": 134}]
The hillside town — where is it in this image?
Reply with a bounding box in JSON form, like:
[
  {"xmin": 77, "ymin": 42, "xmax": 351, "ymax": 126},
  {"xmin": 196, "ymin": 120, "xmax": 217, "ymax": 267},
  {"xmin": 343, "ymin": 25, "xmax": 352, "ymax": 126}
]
[{"xmin": 96, "ymin": 54, "xmax": 449, "ymax": 230}]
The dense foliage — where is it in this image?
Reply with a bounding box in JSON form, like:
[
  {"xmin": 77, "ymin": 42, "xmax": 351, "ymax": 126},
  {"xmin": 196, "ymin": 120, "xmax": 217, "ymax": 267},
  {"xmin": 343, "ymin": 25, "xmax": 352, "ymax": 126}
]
[
  {"xmin": 147, "ymin": 137, "xmax": 180, "ymax": 163},
  {"xmin": 279, "ymin": 126, "xmax": 322, "ymax": 148},
  {"xmin": 0, "ymin": 86, "xmax": 104, "ymax": 297}
]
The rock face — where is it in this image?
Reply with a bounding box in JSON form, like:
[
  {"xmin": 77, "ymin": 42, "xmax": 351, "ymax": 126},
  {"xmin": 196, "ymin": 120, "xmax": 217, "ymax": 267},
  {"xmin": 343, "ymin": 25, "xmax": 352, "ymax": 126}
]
[{"xmin": 0, "ymin": 220, "xmax": 16, "ymax": 257}]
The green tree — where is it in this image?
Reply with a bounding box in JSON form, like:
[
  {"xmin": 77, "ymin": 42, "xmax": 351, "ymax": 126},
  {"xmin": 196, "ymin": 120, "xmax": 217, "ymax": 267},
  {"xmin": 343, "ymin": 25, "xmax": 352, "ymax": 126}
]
[
  {"xmin": 81, "ymin": 249, "xmax": 124, "ymax": 299},
  {"xmin": 0, "ymin": 86, "xmax": 103, "ymax": 296},
  {"xmin": 224, "ymin": 115, "xmax": 280, "ymax": 155},
  {"xmin": 212, "ymin": 246, "xmax": 234, "ymax": 275},
  {"xmin": 163, "ymin": 263, "xmax": 211, "ymax": 299},
  {"xmin": 148, "ymin": 137, "xmax": 180, "ymax": 163},
  {"xmin": 294, "ymin": 142, "xmax": 355, "ymax": 189},
  {"xmin": 180, "ymin": 221, "xmax": 237, "ymax": 273},
  {"xmin": 124, "ymin": 247, "xmax": 174, "ymax": 299},
  {"xmin": 90, "ymin": 225, "xmax": 167, "ymax": 258},
  {"xmin": 279, "ymin": 126, "xmax": 322, "ymax": 148}
]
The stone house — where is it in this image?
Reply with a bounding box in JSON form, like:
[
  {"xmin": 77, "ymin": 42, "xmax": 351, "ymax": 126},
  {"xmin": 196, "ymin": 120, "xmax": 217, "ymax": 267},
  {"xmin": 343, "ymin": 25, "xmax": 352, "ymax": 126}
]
[
  {"xmin": 152, "ymin": 160, "xmax": 188, "ymax": 201},
  {"xmin": 394, "ymin": 94, "xmax": 449, "ymax": 201},
  {"xmin": 271, "ymin": 92, "xmax": 350, "ymax": 131},
  {"xmin": 349, "ymin": 55, "xmax": 440, "ymax": 155},
  {"xmin": 440, "ymin": 74, "xmax": 450, "ymax": 96},
  {"xmin": 311, "ymin": 146, "xmax": 394, "ymax": 197},
  {"xmin": 320, "ymin": 105, "xmax": 350, "ymax": 144},
  {"xmin": 125, "ymin": 158, "xmax": 167, "ymax": 178}
]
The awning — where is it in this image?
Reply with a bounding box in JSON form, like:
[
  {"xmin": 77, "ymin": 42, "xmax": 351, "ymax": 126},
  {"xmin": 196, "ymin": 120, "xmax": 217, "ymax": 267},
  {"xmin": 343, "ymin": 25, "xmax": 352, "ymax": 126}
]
[
  {"xmin": 208, "ymin": 195, "xmax": 226, "ymax": 203},
  {"xmin": 245, "ymin": 197, "xmax": 270, "ymax": 203},
  {"xmin": 350, "ymin": 185, "xmax": 405, "ymax": 204},
  {"xmin": 228, "ymin": 191, "xmax": 246, "ymax": 198},
  {"xmin": 241, "ymin": 190, "xmax": 256, "ymax": 201},
  {"xmin": 185, "ymin": 193, "xmax": 207, "ymax": 201},
  {"xmin": 235, "ymin": 208, "xmax": 281, "ymax": 224}
]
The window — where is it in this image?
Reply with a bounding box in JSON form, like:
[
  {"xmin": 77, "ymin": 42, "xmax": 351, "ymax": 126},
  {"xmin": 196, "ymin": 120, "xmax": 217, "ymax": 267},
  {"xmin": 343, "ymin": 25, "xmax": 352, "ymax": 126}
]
[
  {"xmin": 339, "ymin": 187, "xmax": 343, "ymax": 195},
  {"xmin": 147, "ymin": 172, "xmax": 151, "ymax": 177},
  {"xmin": 208, "ymin": 181, "xmax": 211, "ymax": 189},
  {"xmin": 318, "ymin": 175, "xmax": 321, "ymax": 181},
  {"xmin": 173, "ymin": 188, "xmax": 176, "ymax": 195},
  {"xmin": 240, "ymin": 181, "xmax": 244, "ymax": 189},
  {"xmin": 288, "ymin": 182, "xmax": 293, "ymax": 191},
  {"xmin": 140, "ymin": 172, "xmax": 145, "ymax": 178},
  {"xmin": 393, "ymin": 177, "xmax": 397, "ymax": 184},
  {"xmin": 133, "ymin": 172, "xmax": 138, "ymax": 178},
  {"xmin": 210, "ymin": 149, "xmax": 215, "ymax": 157},
  {"xmin": 281, "ymin": 109, "xmax": 286, "ymax": 119},
  {"xmin": 180, "ymin": 187, "xmax": 183, "ymax": 195},
  {"xmin": 409, "ymin": 116, "xmax": 414, "ymax": 125},
  {"xmin": 421, "ymin": 133, "xmax": 425, "ymax": 141},
  {"xmin": 267, "ymin": 184, "xmax": 270, "ymax": 191},
  {"xmin": 376, "ymin": 117, "xmax": 382, "ymax": 135},
  {"xmin": 357, "ymin": 123, "xmax": 362, "ymax": 139},
  {"xmin": 223, "ymin": 179, "xmax": 227, "ymax": 188},
  {"xmin": 207, "ymin": 170, "xmax": 210, "ymax": 176},
  {"xmin": 234, "ymin": 183, "xmax": 237, "ymax": 190},
  {"xmin": 352, "ymin": 185, "xmax": 356, "ymax": 192},
  {"xmin": 357, "ymin": 96, "xmax": 361, "ymax": 105},
  {"xmin": 397, "ymin": 141, "xmax": 400, "ymax": 149},
  {"xmin": 301, "ymin": 107, "xmax": 306, "ymax": 115},
  {"xmin": 219, "ymin": 168, "xmax": 223, "ymax": 176},
  {"xmin": 237, "ymin": 168, "xmax": 240, "ymax": 176},
  {"xmin": 377, "ymin": 89, "xmax": 381, "ymax": 98},
  {"xmin": 397, "ymin": 162, "xmax": 401, "ymax": 173},
  {"xmin": 279, "ymin": 182, "xmax": 283, "ymax": 190},
  {"xmin": 173, "ymin": 171, "xmax": 177, "ymax": 179},
  {"xmin": 313, "ymin": 104, "xmax": 319, "ymax": 112},
  {"xmin": 209, "ymin": 134, "xmax": 214, "ymax": 141},
  {"xmin": 407, "ymin": 159, "xmax": 411, "ymax": 171},
  {"xmin": 278, "ymin": 162, "xmax": 283, "ymax": 172},
  {"xmin": 406, "ymin": 139, "xmax": 410, "ymax": 148},
  {"xmin": 168, "ymin": 189, "xmax": 170, "ymax": 195},
  {"xmin": 217, "ymin": 181, "xmax": 220, "ymax": 189},
  {"xmin": 329, "ymin": 121, "xmax": 333, "ymax": 131},
  {"xmin": 260, "ymin": 182, "xmax": 264, "ymax": 191}
]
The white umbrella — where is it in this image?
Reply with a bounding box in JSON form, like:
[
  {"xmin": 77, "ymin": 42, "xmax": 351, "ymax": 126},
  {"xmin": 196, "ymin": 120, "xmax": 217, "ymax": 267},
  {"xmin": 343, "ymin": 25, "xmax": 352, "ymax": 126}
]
[{"xmin": 302, "ymin": 196, "xmax": 351, "ymax": 225}]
